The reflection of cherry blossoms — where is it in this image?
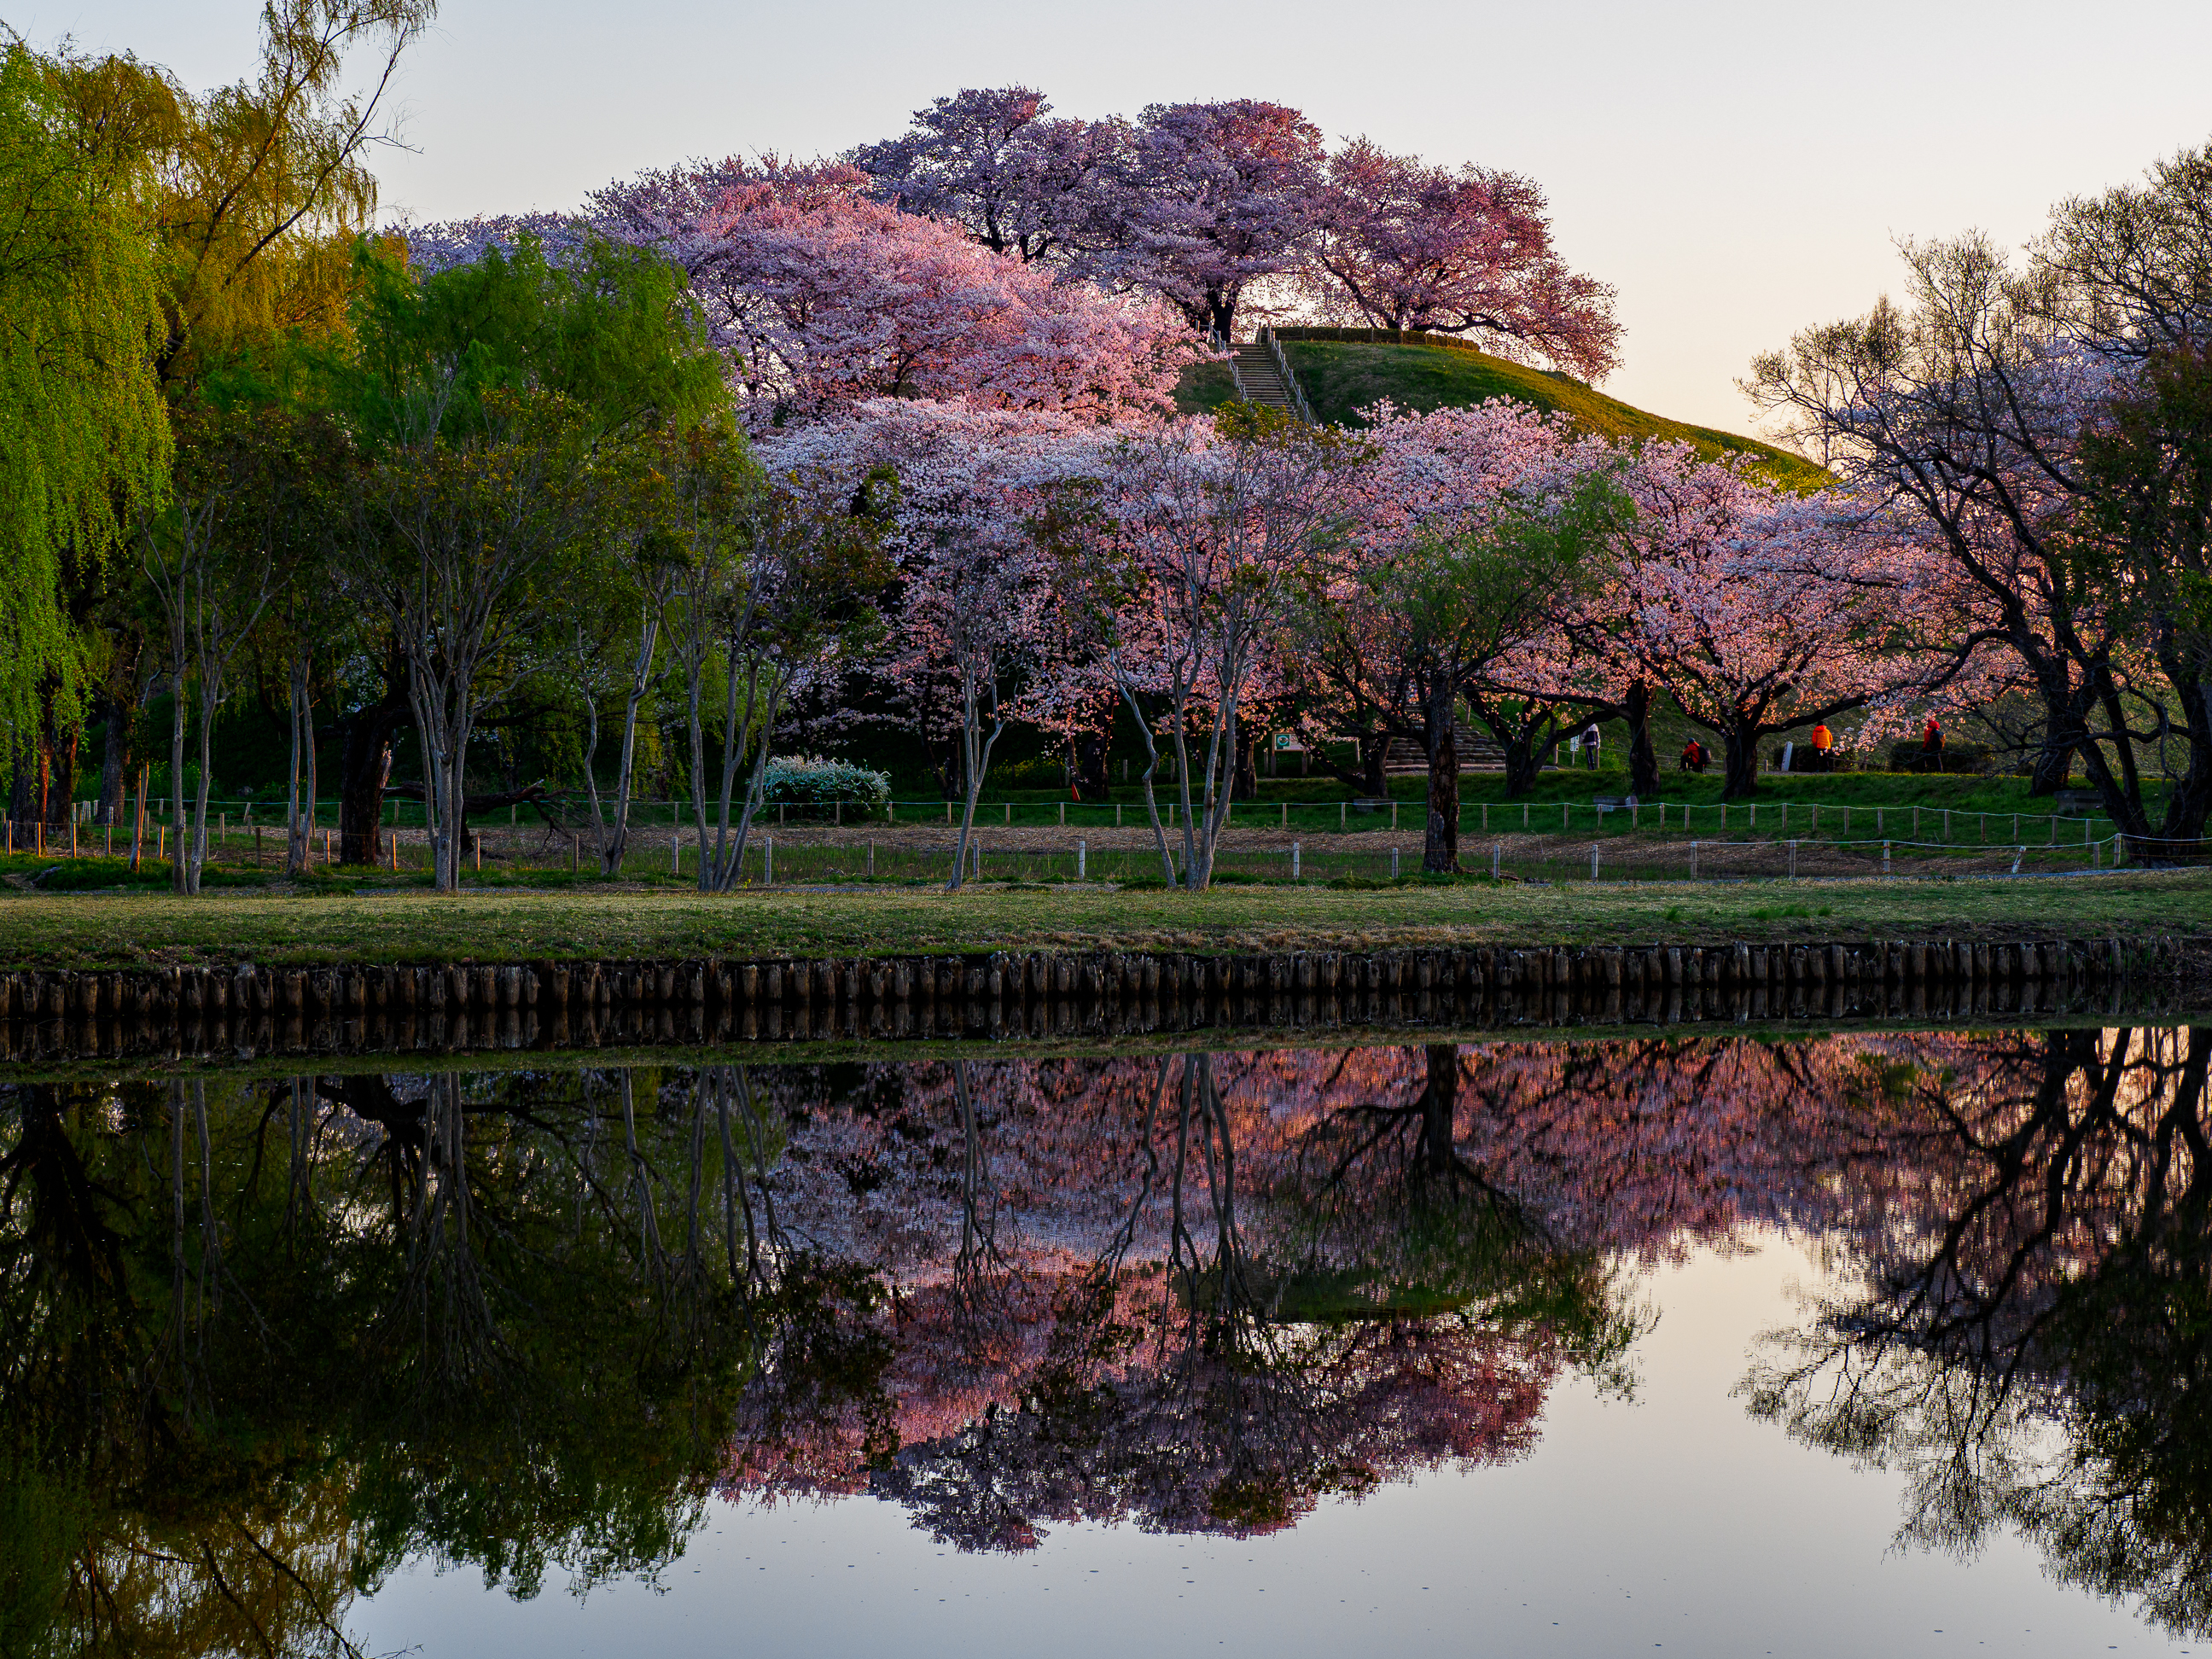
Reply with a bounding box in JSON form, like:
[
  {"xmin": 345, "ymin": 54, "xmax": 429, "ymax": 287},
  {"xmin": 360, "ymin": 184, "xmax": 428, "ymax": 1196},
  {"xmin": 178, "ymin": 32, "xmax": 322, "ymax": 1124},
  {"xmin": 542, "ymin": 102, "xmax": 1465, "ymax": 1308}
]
[{"xmin": 714, "ymin": 1032, "xmax": 1937, "ymax": 1546}]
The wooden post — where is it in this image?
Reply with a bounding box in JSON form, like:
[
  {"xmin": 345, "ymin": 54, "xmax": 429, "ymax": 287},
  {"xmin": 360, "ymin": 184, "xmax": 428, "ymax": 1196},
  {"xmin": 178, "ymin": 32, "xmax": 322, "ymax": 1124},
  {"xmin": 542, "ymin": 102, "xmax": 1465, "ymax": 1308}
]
[
  {"xmin": 570, "ymin": 835, "xmax": 579, "ymax": 872},
  {"xmin": 70, "ymin": 821, "xmax": 78, "ymax": 857},
  {"xmin": 390, "ymin": 830, "xmax": 399, "ymax": 871},
  {"xmin": 254, "ymin": 825, "xmax": 262, "ymax": 866}
]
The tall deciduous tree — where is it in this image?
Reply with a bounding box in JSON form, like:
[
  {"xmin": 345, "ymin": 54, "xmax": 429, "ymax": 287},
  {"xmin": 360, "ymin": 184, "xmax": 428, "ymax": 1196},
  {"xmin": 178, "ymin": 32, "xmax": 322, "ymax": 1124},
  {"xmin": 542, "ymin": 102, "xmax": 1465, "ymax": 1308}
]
[
  {"xmin": 1745, "ymin": 237, "xmax": 2132, "ymax": 811},
  {"xmin": 847, "ymin": 86, "xmax": 1114, "ymax": 265},
  {"xmin": 335, "ymin": 235, "xmax": 723, "ymax": 890},
  {"xmin": 1308, "ymin": 138, "xmax": 1621, "ymax": 380},
  {"xmin": 1062, "ymin": 405, "xmax": 1360, "ymax": 891},
  {"xmin": 1088, "ymin": 100, "xmax": 1324, "ymax": 341},
  {"xmin": 558, "ymin": 160, "xmax": 1200, "ymax": 434}
]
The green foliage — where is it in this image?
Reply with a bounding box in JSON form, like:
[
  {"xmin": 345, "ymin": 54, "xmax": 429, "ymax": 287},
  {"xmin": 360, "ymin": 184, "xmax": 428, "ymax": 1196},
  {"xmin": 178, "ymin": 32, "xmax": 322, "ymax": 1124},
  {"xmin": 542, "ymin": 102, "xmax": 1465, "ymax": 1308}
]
[
  {"xmin": 0, "ymin": 44, "xmax": 172, "ymax": 726},
  {"xmin": 344, "ymin": 235, "xmax": 725, "ymax": 449}
]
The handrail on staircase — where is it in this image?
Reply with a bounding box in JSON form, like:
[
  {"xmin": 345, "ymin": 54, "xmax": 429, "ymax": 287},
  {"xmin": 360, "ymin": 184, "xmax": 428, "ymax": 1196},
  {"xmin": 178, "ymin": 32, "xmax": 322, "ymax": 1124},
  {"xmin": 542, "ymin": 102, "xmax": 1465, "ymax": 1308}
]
[
  {"xmin": 1257, "ymin": 326, "xmax": 1315, "ymax": 423},
  {"xmin": 1208, "ymin": 324, "xmax": 1249, "ymax": 401}
]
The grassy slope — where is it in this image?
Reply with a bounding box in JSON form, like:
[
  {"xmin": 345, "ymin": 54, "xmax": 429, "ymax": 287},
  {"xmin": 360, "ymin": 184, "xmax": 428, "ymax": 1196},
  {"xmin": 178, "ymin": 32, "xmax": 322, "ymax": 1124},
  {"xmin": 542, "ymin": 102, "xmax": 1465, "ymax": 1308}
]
[
  {"xmin": 0, "ymin": 870, "xmax": 2202, "ymax": 970},
  {"xmin": 1173, "ymin": 337, "xmax": 1824, "ymax": 488}
]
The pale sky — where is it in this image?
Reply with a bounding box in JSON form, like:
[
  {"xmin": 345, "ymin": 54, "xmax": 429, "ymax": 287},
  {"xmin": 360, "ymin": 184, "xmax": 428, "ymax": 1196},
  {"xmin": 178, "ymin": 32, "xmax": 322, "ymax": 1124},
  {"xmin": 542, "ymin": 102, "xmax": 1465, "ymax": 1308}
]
[{"xmin": 38, "ymin": 0, "xmax": 2212, "ymax": 438}]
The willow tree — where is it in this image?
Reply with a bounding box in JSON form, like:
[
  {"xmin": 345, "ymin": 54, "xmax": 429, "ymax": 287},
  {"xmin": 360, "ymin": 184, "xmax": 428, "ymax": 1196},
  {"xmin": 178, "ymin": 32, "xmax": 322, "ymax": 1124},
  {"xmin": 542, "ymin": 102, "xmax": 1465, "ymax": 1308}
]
[{"xmin": 0, "ymin": 44, "xmax": 170, "ymax": 744}]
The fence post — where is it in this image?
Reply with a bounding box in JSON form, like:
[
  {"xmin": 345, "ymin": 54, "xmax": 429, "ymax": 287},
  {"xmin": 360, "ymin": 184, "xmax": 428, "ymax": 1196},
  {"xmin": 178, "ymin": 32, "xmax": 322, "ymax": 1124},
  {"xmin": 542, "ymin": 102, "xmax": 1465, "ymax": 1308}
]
[
  {"xmin": 1280, "ymin": 802, "xmax": 1287, "ymax": 828},
  {"xmin": 1389, "ymin": 847, "xmax": 1400, "ymax": 879},
  {"xmin": 1059, "ymin": 801, "xmax": 1066, "ymax": 825},
  {"xmin": 570, "ymin": 835, "xmax": 579, "ymax": 872},
  {"xmin": 1690, "ymin": 840, "xmax": 1698, "ymax": 880},
  {"xmin": 1883, "ymin": 840, "xmax": 1891, "ymax": 877},
  {"xmin": 835, "ymin": 800, "xmax": 841, "ymax": 826},
  {"xmin": 671, "ymin": 835, "xmax": 679, "ymax": 875},
  {"xmin": 1788, "ymin": 839, "xmax": 1797, "ymax": 880},
  {"xmin": 1492, "ymin": 841, "xmax": 1501, "ymax": 879},
  {"xmin": 1078, "ymin": 839, "xmax": 1086, "ymax": 880},
  {"xmin": 1391, "ymin": 802, "xmax": 1398, "ymax": 830},
  {"xmin": 1590, "ymin": 842, "xmax": 1599, "ymax": 880},
  {"xmin": 1291, "ymin": 841, "xmax": 1300, "ymax": 880},
  {"xmin": 765, "ymin": 836, "xmax": 774, "ymax": 885},
  {"xmin": 869, "ymin": 840, "xmax": 876, "ymax": 876},
  {"xmin": 1340, "ymin": 802, "xmax": 1346, "ymax": 829}
]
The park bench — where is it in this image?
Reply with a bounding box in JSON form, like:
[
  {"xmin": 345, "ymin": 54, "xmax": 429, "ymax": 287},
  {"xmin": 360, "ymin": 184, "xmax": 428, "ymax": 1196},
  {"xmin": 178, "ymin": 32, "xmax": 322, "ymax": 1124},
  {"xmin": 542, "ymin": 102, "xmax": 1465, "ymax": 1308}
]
[{"xmin": 2055, "ymin": 789, "xmax": 2103, "ymax": 813}]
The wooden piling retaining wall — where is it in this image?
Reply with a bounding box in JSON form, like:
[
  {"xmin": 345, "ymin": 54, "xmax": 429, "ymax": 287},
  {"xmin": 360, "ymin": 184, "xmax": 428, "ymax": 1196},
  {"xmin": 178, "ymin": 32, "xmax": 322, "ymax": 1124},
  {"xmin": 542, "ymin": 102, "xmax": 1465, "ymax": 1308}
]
[{"xmin": 0, "ymin": 935, "xmax": 2192, "ymax": 1063}]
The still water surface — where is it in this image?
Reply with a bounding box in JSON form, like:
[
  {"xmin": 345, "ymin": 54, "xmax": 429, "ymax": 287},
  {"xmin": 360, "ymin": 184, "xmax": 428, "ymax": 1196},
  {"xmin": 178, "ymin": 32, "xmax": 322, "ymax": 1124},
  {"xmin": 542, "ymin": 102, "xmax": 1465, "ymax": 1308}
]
[{"xmin": 6, "ymin": 1028, "xmax": 2209, "ymax": 1656}]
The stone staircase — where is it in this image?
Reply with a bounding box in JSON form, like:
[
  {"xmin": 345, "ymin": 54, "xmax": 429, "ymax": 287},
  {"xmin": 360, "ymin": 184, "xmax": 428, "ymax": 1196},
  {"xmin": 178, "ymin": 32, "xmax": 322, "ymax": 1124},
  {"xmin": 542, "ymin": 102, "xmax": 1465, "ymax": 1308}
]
[
  {"xmin": 1382, "ymin": 736, "xmax": 1511, "ymax": 773},
  {"xmin": 1230, "ymin": 342, "xmax": 1298, "ymax": 412}
]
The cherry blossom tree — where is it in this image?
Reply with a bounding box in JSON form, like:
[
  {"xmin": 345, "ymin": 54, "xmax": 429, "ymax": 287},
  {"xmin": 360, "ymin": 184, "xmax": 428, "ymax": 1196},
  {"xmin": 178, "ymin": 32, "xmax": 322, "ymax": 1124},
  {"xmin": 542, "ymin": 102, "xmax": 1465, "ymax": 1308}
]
[
  {"xmin": 1744, "ymin": 236, "xmax": 2127, "ymax": 801},
  {"xmin": 1054, "ymin": 406, "xmax": 1363, "ymax": 889},
  {"xmin": 1086, "ymin": 101, "xmax": 1324, "ymax": 341},
  {"xmin": 1291, "ymin": 399, "xmax": 1625, "ymax": 869},
  {"xmin": 1308, "ymin": 138, "xmax": 1621, "ymax": 380},
  {"xmin": 847, "ymin": 86, "xmax": 1115, "ymax": 265},
  {"xmin": 760, "ymin": 399, "xmax": 1104, "ymax": 887},
  {"xmin": 1603, "ymin": 445, "xmax": 1962, "ymax": 798},
  {"xmin": 585, "ymin": 160, "xmax": 1201, "ymax": 433}
]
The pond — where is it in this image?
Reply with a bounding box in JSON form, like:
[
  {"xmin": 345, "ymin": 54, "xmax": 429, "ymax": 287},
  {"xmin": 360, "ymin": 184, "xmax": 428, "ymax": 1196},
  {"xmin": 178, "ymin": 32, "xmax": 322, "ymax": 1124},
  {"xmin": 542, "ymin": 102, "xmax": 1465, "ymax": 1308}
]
[{"xmin": 3, "ymin": 1026, "xmax": 2209, "ymax": 1656}]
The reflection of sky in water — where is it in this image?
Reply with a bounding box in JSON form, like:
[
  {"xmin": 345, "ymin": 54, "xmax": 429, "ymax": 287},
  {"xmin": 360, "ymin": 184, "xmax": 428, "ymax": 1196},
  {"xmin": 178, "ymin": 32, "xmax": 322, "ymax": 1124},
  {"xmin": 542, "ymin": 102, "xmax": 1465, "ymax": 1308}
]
[{"xmin": 354, "ymin": 1235, "xmax": 2193, "ymax": 1658}]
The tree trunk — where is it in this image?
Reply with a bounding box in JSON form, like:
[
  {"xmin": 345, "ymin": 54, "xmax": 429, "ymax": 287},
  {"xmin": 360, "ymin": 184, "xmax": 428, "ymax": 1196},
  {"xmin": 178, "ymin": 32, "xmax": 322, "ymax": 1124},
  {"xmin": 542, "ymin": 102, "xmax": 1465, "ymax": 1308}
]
[
  {"xmin": 1073, "ymin": 728, "xmax": 1110, "ymax": 801},
  {"xmin": 1231, "ymin": 725, "xmax": 1260, "ymax": 801},
  {"xmin": 338, "ymin": 665, "xmax": 410, "ymax": 865},
  {"xmin": 36, "ymin": 679, "xmax": 77, "ymax": 835},
  {"xmin": 1419, "ymin": 1044, "xmax": 1458, "ymax": 1179},
  {"xmin": 1421, "ymin": 684, "xmax": 1459, "ymax": 875},
  {"xmin": 1625, "ymin": 679, "xmax": 1659, "ymax": 798},
  {"xmin": 1501, "ymin": 731, "xmax": 1543, "ymax": 797},
  {"xmin": 1721, "ymin": 725, "xmax": 1761, "ymax": 799},
  {"xmin": 96, "ymin": 690, "xmax": 131, "ymax": 826}
]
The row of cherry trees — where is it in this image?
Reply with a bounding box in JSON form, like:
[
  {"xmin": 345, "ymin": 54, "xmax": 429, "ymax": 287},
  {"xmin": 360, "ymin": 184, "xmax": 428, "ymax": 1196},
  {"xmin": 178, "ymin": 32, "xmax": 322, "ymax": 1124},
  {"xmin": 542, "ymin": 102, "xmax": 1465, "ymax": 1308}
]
[
  {"xmin": 755, "ymin": 392, "xmax": 1958, "ymax": 881},
  {"xmin": 389, "ymin": 123, "xmax": 2212, "ymax": 865},
  {"xmin": 847, "ymin": 88, "xmax": 1621, "ymax": 375}
]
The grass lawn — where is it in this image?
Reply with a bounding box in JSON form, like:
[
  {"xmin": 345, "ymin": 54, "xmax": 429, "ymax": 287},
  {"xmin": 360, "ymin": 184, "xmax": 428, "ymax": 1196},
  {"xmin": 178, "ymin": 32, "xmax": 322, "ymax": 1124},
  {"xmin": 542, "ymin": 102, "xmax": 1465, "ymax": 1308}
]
[
  {"xmin": 0, "ymin": 862, "xmax": 2202, "ymax": 970},
  {"xmin": 1273, "ymin": 339, "xmax": 1829, "ymax": 487}
]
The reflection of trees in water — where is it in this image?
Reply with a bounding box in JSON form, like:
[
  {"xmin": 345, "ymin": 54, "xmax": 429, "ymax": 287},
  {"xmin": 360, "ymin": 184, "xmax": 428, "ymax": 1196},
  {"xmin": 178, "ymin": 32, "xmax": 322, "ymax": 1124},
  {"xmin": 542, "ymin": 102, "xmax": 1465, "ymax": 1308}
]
[
  {"xmin": 0, "ymin": 1068, "xmax": 778, "ymax": 1656},
  {"xmin": 729, "ymin": 1047, "xmax": 1650, "ymax": 1548},
  {"xmin": 15, "ymin": 1027, "xmax": 2211, "ymax": 1646},
  {"xmin": 1746, "ymin": 1027, "xmax": 2212, "ymax": 1639}
]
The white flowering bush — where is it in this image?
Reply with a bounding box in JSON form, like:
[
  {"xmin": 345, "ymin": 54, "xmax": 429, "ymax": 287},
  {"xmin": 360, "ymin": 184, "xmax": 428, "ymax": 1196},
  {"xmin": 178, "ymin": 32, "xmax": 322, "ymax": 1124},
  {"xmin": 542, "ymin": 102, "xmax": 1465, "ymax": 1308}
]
[{"xmin": 760, "ymin": 756, "xmax": 892, "ymax": 808}]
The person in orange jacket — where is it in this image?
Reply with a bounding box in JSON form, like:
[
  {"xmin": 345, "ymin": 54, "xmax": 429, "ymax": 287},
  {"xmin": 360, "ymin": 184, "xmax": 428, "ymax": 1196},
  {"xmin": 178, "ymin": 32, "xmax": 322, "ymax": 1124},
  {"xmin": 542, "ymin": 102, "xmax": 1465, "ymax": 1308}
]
[{"xmin": 1810, "ymin": 723, "xmax": 1834, "ymax": 773}]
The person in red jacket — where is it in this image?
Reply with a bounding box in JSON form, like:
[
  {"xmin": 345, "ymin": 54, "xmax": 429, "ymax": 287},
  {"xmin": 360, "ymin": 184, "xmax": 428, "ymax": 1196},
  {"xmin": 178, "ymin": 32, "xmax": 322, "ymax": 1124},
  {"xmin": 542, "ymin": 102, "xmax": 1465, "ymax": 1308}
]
[{"xmin": 1922, "ymin": 715, "xmax": 1944, "ymax": 771}]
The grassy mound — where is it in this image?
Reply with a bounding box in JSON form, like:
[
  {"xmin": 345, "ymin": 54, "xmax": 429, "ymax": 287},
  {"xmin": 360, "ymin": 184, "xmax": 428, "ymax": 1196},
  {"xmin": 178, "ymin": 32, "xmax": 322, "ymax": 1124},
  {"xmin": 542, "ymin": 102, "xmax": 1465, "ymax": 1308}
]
[{"xmin": 1174, "ymin": 329, "xmax": 1825, "ymax": 489}]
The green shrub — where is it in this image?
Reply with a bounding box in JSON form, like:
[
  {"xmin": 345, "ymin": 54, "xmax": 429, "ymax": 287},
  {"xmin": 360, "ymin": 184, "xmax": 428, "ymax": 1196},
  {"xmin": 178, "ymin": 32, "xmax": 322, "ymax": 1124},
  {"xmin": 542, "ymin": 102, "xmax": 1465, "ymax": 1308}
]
[{"xmin": 760, "ymin": 756, "xmax": 891, "ymax": 807}]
